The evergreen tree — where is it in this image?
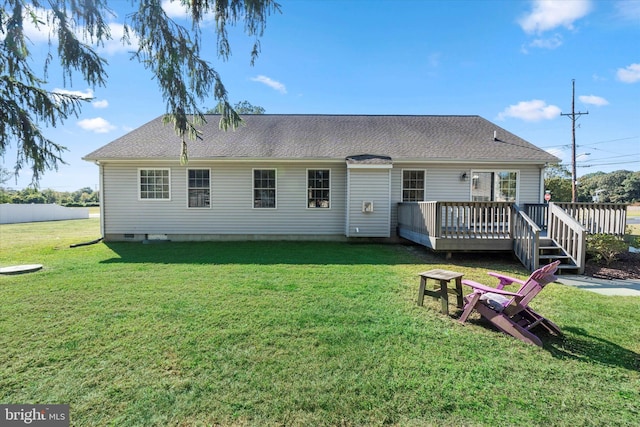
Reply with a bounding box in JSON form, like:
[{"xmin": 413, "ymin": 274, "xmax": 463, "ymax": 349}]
[{"xmin": 1, "ymin": 0, "xmax": 280, "ymax": 183}]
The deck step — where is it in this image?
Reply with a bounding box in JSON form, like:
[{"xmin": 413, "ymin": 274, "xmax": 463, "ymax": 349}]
[
  {"xmin": 539, "ymin": 254, "xmax": 570, "ymax": 260},
  {"xmin": 536, "ymin": 240, "xmax": 581, "ymax": 274},
  {"xmin": 556, "ymin": 264, "xmax": 580, "ymax": 273}
]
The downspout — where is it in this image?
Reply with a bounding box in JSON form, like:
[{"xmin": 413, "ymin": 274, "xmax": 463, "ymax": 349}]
[
  {"xmin": 387, "ymin": 168, "xmax": 392, "ymax": 238},
  {"xmin": 99, "ymin": 161, "xmax": 105, "ymax": 239},
  {"xmin": 70, "ymin": 161, "xmax": 105, "ymax": 248},
  {"xmin": 345, "ymin": 168, "xmax": 351, "ymax": 237}
]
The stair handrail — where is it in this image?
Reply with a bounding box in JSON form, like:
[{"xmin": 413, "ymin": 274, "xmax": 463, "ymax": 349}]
[
  {"xmin": 512, "ymin": 204, "xmax": 541, "ymax": 271},
  {"xmin": 548, "ymin": 202, "xmax": 587, "ymax": 274}
]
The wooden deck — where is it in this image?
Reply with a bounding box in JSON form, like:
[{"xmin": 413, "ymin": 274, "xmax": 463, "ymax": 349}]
[
  {"xmin": 397, "ymin": 201, "xmax": 515, "ymax": 252},
  {"xmin": 397, "ymin": 201, "xmax": 628, "ymax": 273}
]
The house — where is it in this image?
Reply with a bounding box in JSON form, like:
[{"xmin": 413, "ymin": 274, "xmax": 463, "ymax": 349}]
[{"xmin": 84, "ymin": 114, "xmax": 560, "ymax": 244}]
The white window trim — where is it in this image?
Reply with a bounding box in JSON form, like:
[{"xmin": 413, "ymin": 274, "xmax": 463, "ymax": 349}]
[
  {"xmin": 306, "ymin": 168, "xmax": 332, "ymax": 209},
  {"xmin": 401, "ymin": 169, "xmax": 427, "ymax": 202},
  {"xmin": 138, "ymin": 168, "xmax": 171, "ymax": 201},
  {"xmin": 252, "ymin": 168, "xmax": 277, "ymax": 209},
  {"xmin": 186, "ymin": 168, "xmax": 212, "ymax": 209},
  {"xmin": 470, "ymin": 169, "xmax": 520, "ymax": 204}
]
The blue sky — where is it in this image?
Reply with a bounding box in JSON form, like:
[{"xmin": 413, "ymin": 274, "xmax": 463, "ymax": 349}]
[{"xmin": 3, "ymin": 0, "xmax": 639, "ymax": 191}]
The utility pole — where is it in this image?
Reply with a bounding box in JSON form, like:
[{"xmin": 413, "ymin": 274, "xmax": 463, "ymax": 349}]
[{"xmin": 561, "ymin": 79, "xmax": 588, "ymax": 202}]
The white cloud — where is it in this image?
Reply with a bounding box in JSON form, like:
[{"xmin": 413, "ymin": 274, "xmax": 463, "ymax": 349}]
[
  {"xmin": 617, "ymin": 63, "xmax": 640, "ymax": 83},
  {"xmin": 21, "ymin": 6, "xmax": 52, "ymax": 43},
  {"xmin": 77, "ymin": 117, "xmax": 116, "ymax": 133},
  {"xmin": 161, "ymin": 0, "xmax": 217, "ymax": 23},
  {"xmin": 15, "ymin": 5, "xmax": 135, "ymax": 55},
  {"xmin": 519, "ymin": 0, "xmax": 592, "ymax": 34},
  {"xmin": 92, "ymin": 99, "xmax": 109, "ymax": 109},
  {"xmin": 615, "ymin": 0, "xmax": 640, "ymax": 22},
  {"xmin": 100, "ymin": 22, "xmax": 139, "ymax": 55},
  {"xmin": 579, "ymin": 95, "xmax": 609, "ymax": 106},
  {"xmin": 497, "ymin": 100, "xmax": 562, "ymax": 122},
  {"xmin": 528, "ymin": 33, "xmax": 563, "ymax": 49},
  {"xmin": 51, "ymin": 88, "xmax": 94, "ymax": 106},
  {"xmin": 52, "ymin": 88, "xmax": 94, "ymax": 99},
  {"xmin": 251, "ymin": 75, "xmax": 287, "ymax": 94},
  {"xmin": 162, "ymin": 0, "xmax": 190, "ymax": 18}
]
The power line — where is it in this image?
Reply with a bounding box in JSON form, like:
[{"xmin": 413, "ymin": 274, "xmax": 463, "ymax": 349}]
[
  {"xmin": 538, "ymin": 136, "xmax": 638, "ymax": 150},
  {"xmin": 578, "ymin": 136, "xmax": 639, "ymax": 148},
  {"xmin": 578, "ymin": 160, "xmax": 640, "ymax": 168},
  {"xmin": 577, "ymin": 153, "xmax": 640, "ymax": 163}
]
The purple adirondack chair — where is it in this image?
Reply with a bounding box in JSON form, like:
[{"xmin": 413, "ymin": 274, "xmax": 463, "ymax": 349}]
[{"xmin": 458, "ymin": 260, "xmax": 562, "ymax": 346}]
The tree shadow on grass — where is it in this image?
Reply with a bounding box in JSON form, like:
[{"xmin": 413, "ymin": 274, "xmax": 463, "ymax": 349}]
[
  {"xmin": 101, "ymin": 241, "xmax": 425, "ymax": 266},
  {"xmin": 544, "ymin": 326, "xmax": 640, "ymax": 372}
]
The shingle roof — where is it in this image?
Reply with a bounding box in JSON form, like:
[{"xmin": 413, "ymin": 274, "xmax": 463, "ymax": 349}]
[{"xmin": 83, "ymin": 114, "xmax": 559, "ymax": 164}]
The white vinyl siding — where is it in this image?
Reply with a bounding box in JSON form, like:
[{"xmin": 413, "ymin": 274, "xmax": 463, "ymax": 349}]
[
  {"xmin": 102, "ymin": 161, "xmax": 544, "ymax": 241},
  {"xmin": 347, "ymin": 168, "xmax": 391, "ymax": 237},
  {"xmin": 102, "ymin": 162, "xmax": 346, "ymax": 237},
  {"xmin": 389, "ymin": 164, "xmax": 545, "ymax": 236},
  {"xmin": 139, "ymin": 168, "xmax": 170, "ymax": 200}
]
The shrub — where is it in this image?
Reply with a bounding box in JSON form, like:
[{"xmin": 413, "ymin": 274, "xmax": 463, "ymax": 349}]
[
  {"xmin": 587, "ymin": 233, "xmax": 628, "ymax": 265},
  {"xmin": 624, "ymin": 226, "xmax": 639, "ymax": 248}
]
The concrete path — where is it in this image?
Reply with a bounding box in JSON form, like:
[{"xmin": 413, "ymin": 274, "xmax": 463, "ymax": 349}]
[{"xmin": 556, "ymin": 275, "xmax": 640, "ymax": 296}]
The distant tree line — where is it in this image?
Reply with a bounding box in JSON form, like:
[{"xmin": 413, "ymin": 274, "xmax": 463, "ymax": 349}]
[
  {"xmin": 0, "ymin": 186, "xmax": 99, "ymax": 207},
  {"xmin": 545, "ymin": 166, "xmax": 640, "ymax": 203}
]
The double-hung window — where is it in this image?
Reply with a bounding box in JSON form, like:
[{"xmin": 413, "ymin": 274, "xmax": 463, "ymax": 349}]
[
  {"xmin": 139, "ymin": 169, "xmax": 170, "ymax": 200},
  {"xmin": 402, "ymin": 170, "xmax": 425, "ymax": 202},
  {"xmin": 187, "ymin": 169, "xmax": 210, "ymax": 208},
  {"xmin": 471, "ymin": 171, "xmax": 518, "ymax": 202},
  {"xmin": 307, "ymin": 169, "xmax": 330, "ymax": 208},
  {"xmin": 253, "ymin": 169, "xmax": 276, "ymax": 208}
]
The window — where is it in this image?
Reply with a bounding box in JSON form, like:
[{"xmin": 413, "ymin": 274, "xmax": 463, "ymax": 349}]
[
  {"xmin": 402, "ymin": 170, "xmax": 425, "ymax": 202},
  {"xmin": 308, "ymin": 169, "xmax": 330, "ymax": 208},
  {"xmin": 471, "ymin": 171, "xmax": 518, "ymax": 202},
  {"xmin": 188, "ymin": 169, "xmax": 210, "ymax": 208},
  {"xmin": 139, "ymin": 169, "xmax": 170, "ymax": 200},
  {"xmin": 253, "ymin": 169, "xmax": 276, "ymax": 208}
]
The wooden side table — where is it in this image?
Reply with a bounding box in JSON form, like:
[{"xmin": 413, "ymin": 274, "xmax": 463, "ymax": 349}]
[{"xmin": 417, "ymin": 269, "xmax": 464, "ymax": 315}]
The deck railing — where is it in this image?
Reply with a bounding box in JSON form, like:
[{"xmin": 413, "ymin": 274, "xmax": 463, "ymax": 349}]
[
  {"xmin": 439, "ymin": 201, "xmax": 512, "ymax": 238},
  {"xmin": 397, "ymin": 201, "xmax": 439, "ymax": 237},
  {"xmin": 548, "ymin": 203, "xmax": 587, "ymax": 274},
  {"xmin": 398, "ymin": 200, "xmax": 623, "ymax": 274},
  {"xmin": 397, "ymin": 201, "xmax": 513, "ymax": 239},
  {"xmin": 512, "ymin": 205, "xmax": 541, "ymax": 271},
  {"xmin": 523, "ymin": 202, "xmax": 627, "ymax": 236},
  {"xmin": 554, "ymin": 202, "xmax": 628, "ymax": 236},
  {"xmin": 524, "ymin": 203, "xmax": 548, "ymax": 229}
]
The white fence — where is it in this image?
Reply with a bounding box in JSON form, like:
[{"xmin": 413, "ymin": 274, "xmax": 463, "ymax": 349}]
[{"xmin": 0, "ymin": 204, "xmax": 89, "ymax": 224}]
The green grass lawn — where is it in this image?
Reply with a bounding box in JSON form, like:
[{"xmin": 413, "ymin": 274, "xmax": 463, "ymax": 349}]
[{"xmin": 1, "ymin": 220, "xmax": 639, "ymax": 426}]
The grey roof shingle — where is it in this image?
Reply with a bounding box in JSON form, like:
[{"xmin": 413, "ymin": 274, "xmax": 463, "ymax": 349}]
[{"xmin": 83, "ymin": 114, "xmax": 559, "ymax": 163}]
